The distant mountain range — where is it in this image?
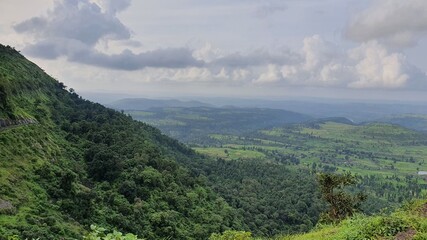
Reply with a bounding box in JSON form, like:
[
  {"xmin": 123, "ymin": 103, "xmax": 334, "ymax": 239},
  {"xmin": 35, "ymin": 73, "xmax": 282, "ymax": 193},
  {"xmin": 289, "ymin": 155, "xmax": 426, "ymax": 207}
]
[
  {"xmin": 120, "ymin": 106, "xmax": 312, "ymax": 143},
  {"xmin": 377, "ymin": 114, "xmax": 427, "ymax": 132},
  {"xmin": 108, "ymin": 98, "xmax": 213, "ymax": 110},
  {"xmin": 106, "ymin": 97, "xmax": 427, "ymax": 123}
]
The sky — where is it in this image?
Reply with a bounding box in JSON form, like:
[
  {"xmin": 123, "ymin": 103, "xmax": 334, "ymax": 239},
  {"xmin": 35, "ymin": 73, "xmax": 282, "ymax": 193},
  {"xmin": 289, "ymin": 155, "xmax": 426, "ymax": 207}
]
[{"xmin": 1, "ymin": 0, "xmax": 427, "ymax": 102}]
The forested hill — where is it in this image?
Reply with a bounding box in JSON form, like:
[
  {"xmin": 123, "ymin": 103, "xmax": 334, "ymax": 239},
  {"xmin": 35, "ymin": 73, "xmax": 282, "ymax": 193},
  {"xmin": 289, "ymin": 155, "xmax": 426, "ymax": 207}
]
[{"xmin": 0, "ymin": 44, "xmax": 246, "ymax": 239}]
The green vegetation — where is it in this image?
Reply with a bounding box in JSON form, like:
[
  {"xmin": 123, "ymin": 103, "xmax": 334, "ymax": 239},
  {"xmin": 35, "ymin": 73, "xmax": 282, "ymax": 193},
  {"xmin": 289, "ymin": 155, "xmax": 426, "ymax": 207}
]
[
  {"xmin": 84, "ymin": 225, "xmax": 142, "ymax": 240},
  {"xmin": 0, "ymin": 44, "xmax": 243, "ymax": 239},
  {"xmin": 280, "ymin": 199, "xmax": 427, "ymax": 240},
  {"xmin": 209, "ymin": 199, "xmax": 427, "ymax": 240},
  {"xmin": 191, "ymin": 121, "xmax": 427, "ymax": 212},
  {"xmin": 2, "ymin": 43, "xmax": 427, "ymax": 239},
  {"xmin": 209, "ymin": 230, "xmax": 253, "ymax": 240},
  {"xmin": 317, "ymin": 173, "xmax": 366, "ymax": 222},
  {"xmin": 202, "ymin": 159, "xmax": 324, "ymax": 236}
]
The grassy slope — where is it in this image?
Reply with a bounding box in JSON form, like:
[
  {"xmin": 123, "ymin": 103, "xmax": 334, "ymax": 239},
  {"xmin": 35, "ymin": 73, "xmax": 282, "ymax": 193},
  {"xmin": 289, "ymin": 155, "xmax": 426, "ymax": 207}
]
[
  {"xmin": 0, "ymin": 125, "xmax": 84, "ymax": 238},
  {"xmin": 280, "ymin": 199, "xmax": 427, "ymax": 240},
  {"xmin": 0, "ymin": 45, "xmax": 86, "ymax": 237}
]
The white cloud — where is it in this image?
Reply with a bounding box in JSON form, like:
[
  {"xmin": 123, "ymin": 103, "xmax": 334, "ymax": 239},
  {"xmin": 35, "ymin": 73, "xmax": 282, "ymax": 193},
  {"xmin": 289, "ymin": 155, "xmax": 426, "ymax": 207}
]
[
  {"xmin": 231, "ymin": 69, "xmax": 251, "ymax": 82},
  {"xmin": 192, "ymin": 43, "xmax": 224, "ymax": 63},
  {"xmin": 280, "ymin": 35, "xmax": 421, "ymax": 89},
  {"xmin": 254, "ymin": 64, "xmax": 283, "ymax": 84},
  {"xmin": 216, "ymin": 68, "xmax": 229, "ymax": 79},
  {"xmin": 348, "ymin": 41, "xmax": 409, "ymax": 88},
  {"xmin": 281, "ymin": 35, "xmax": 348, "ymax": 86},
  {"xmin": 122, "ymin": 36, "xmax": 423, "ymax": 90}
]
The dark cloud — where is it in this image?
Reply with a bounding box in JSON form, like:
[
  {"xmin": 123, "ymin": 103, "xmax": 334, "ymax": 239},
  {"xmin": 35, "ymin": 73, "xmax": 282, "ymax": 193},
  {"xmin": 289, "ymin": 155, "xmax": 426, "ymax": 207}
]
[
  {"xmin": 14, "ymin": 0, "xmax": 202, "ymax": 70},
  {"xmin": 345, "ymin": 0, "xmax": 427, "ymax": 48},
  {"xmin": 23, "ymin": 38, "xmax": 203, "ymax": 70},
  {"xmin": 14, "ymin": 0, "xmax": 131, "ymax": 46}
]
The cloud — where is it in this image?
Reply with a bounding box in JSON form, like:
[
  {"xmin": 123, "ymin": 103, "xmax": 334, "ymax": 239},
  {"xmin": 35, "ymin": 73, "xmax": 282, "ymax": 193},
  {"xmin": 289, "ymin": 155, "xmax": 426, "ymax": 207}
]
[
  {"xmin": 346, "ymin": 0, "xmax": 427, "ymax": 48},
  {"xmin": 348, "ymin": 41, "xmax": 409, "ymax": 89},
  {"xmin": 96, "ymin": 0, "xmax": 132, "ymax": 14},
  {"xmin": 14, "ymin": 0, "xmax": 131, "ymax": 46},
  {"xmin": 11, "ymin": 1, "xmax": 426, "ymax": 90},
  {"xmin": 254, "ymin": 64, "xmax": 283, "ymax": 84},
  {"xmin": 210, "ymin": 48, "xmax": 300, "ymax": 68},
  {"xmin": 254, "ymin": 2, "xmax": 287, "ymax": 18},
  {"xmin": 192, "ymin": 43, "xmax": 225, "ymax": 63},
  {"xmin": 281, "ymin": 35, "xmax": 349, "ymax": 86},
  {"xmin": 280, "ymin": 35, "xmax": 425, "ymax": 89},
  {"xmin": 14, "ymin": 0, "xmax": 202, "ymax": 70}
]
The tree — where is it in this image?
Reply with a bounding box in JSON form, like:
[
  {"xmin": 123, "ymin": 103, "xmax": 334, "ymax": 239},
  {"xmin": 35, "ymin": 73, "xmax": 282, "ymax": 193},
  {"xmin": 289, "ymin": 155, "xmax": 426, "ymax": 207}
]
[{"xmin": 317, "ymin": 172, "xmax": 367, "ymax": 222}]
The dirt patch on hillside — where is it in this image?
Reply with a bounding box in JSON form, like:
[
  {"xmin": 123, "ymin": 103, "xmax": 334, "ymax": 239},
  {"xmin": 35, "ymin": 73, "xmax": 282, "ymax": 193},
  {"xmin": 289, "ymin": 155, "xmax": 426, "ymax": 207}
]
[
  {"xmin": 419, "ymin": 202, "xmax": 427, "ymax": 217},
  {"xmin": 394, "ymin": 228, "xmax": 416, "ymax": 240}
]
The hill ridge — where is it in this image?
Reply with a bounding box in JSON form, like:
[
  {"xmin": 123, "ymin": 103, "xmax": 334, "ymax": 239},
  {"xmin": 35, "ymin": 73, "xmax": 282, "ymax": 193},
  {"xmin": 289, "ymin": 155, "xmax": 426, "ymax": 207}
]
[{"xmin": 0, "ymin": 43, "xmax": 243, "ymax": 239}]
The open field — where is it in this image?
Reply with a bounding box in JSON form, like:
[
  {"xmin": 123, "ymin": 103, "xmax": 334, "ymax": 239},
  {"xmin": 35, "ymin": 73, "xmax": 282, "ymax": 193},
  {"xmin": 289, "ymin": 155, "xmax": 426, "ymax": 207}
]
[{"xmin": 194, "ymin": 122, "xmax": 427, "ymax": 189}]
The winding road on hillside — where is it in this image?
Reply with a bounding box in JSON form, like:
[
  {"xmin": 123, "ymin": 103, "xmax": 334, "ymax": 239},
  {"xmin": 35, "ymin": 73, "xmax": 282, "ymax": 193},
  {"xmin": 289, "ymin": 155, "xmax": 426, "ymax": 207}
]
[{"xmin": 0, "ymin": 118, "xmax": 38, "ymax": 131}]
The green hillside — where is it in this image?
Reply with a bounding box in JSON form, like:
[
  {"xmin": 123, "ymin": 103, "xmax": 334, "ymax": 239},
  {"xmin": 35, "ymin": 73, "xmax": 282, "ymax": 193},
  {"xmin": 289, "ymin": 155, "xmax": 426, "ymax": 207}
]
[{"xmin": 0, "ymin": 44, "xmax": 247, "ymax": 239}]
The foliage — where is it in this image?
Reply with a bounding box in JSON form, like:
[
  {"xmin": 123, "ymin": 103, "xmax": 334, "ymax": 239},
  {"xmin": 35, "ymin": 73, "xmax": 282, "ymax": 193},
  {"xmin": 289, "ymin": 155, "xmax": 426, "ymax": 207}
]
[
  {"xmin": 0, "ymin": 44, "xmax": 242, "ymax": 239},
  {"xmin": 84, "ymin": 225, "xmax": 142, "ymax": 240},
  {"xmin": 317, "ymin": 173, "xmax": 367, "ymax": 222},
  {"xmin": 278, "ymin": 199, "xmax": 427, "ymax": 240},
  {"xmin": 200, "ymin": 159, "xmax": 324, "ymax": 236},
  {"xmin": 209, "ymin": 230, "xmax": 253, "ymax": 240}
]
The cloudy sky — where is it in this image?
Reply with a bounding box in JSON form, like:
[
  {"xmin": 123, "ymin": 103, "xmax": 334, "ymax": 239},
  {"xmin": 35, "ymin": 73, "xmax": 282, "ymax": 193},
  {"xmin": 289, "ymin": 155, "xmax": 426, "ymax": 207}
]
[{"xmin": 1, "ymin": 0, "xmax": 427, "ymax": 101}]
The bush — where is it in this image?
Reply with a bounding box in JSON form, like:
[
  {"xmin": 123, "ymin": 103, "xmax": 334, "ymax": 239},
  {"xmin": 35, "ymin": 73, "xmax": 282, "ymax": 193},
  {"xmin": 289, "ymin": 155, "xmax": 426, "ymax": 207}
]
[
  {"xmin": 84, "ymin": 225, "xmax": 143, "ymax": 240},
  {"xmin": 209, "ymin": 230, "xmax": 252, "ymax": 240}
]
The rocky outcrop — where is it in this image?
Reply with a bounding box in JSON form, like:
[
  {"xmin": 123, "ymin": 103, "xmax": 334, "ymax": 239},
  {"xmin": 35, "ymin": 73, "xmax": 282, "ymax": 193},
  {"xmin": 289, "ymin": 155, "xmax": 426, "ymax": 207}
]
[
  {"xmin": 0, "ymin": 199, "xmax": 16, "ymax": 215},
  {"xmin": 0, "ymin": 118, "xmax": 38, "ymax": 129}
]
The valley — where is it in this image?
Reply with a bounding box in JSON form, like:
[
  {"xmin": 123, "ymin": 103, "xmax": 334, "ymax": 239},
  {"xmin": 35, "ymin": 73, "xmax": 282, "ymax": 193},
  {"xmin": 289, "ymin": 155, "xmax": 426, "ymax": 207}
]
[{"xmin": 123, "ymin": 107, "xmax": 427, "ymax": 215}]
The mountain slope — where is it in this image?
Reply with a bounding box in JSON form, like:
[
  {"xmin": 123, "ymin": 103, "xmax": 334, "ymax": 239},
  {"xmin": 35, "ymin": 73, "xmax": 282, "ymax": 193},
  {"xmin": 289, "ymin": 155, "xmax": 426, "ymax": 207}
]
[
  {"xmin": 0, "ymin": 44, "xmax": 244, "ymax": 239},
  {"xmin": 280, "ymin": 199, "xmax": 427, "ymax": 240}
]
